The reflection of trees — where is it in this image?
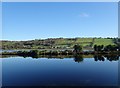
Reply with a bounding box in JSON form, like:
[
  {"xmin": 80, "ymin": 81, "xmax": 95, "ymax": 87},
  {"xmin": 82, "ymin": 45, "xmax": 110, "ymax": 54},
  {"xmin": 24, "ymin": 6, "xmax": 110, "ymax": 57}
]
[
  {"xmin": 31, "ymin": 54, "xmax": 39, "ymax": 58},
  {"xmin": 2, "ymin": 55, "xmax": 18, "ymax": 58},
  {"xmin": 74, "ymin": 55, "xmax": 83, "ymax": 63},
  {"xmin": 94, "ymin": 55, "xmax": 119, "ymax": 61},
  {"xmin": 2, "ymin": 54, "xmax": 119, "ymax": 62},
  {"xmin": 104, "ymin": 55, "xmax": 119, "ymax": 61},
  {"xmin": 94, "ymin": 55, "xmax": 105, "ymax": 61}
]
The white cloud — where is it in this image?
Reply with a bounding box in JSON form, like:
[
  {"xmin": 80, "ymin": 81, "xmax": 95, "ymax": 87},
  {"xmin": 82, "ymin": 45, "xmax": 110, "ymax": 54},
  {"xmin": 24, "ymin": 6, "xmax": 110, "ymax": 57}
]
[{"xmin": 79, "ymin": 13, "xmax": 90, "ymax": 17}]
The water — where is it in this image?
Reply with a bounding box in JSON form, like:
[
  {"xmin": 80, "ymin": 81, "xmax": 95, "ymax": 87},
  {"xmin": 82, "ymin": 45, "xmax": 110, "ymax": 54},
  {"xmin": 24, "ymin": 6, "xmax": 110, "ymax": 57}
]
[
  {"xmin": 0, "ymin": 50, "xmax": 19, "ymax": 53},
  {"xmin": 1, "ymin": 56, "xmax": 119, "ymax": 87},
  {"xmin": 0, "ymin": 50, "xmax": 30, "ymax": 53}
]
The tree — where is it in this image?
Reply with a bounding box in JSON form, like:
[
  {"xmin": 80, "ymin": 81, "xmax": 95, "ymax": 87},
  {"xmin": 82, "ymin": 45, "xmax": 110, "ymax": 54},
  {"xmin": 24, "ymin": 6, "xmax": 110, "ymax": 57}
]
[
  {"xmin": 94, "ymin": 45, "xmax": 97, "ymax": 51},
  {"xmin": 73, "ymin": 44, "xmax": 82, "ymax": 53},
  {"xmin": 30, "ymin": 50, "xmax": 39, "ymax": 56},
  {"xmin": 94, "ymin": 45, "xmax": 104, "ymax": 51}
]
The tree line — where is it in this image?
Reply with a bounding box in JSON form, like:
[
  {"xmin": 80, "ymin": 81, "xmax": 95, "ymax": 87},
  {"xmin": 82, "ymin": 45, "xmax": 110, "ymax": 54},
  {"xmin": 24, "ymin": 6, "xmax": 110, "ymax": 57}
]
[{"xmin": 94, "ymin": 44, "xmax": 120, "ymax": 52}]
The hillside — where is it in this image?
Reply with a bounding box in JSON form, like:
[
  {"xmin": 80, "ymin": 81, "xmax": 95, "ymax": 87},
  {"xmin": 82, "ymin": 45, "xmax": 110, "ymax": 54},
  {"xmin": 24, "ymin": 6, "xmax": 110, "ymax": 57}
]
[{"xmin": 1, "ymin": 37, "xmax": 119, "ymax": 50}]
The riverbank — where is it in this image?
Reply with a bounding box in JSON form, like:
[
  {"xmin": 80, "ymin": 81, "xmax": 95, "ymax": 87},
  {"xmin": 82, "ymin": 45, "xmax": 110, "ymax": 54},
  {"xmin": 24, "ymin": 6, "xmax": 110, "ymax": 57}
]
[{"xmin": 1, "ymin": 49, "xmax": 120, "ymax": 56}]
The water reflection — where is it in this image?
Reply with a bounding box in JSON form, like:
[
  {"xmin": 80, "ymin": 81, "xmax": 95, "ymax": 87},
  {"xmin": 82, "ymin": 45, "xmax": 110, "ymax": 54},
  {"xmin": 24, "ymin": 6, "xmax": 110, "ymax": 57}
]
[
  {"xmin": 104, "ymin": 55, "xmax": 119, "ymax": 61},
  {"xmin": 2, "ymin": 54, "xmax": 120, "ymax": 62},
  {"xmin": 74, "ymin": 55, "xmax": 83, "ymax": 63},
  {"xmin": 94, "ymin": 55, "xmax": 105, "ymax": 61},
  {"xmin": 2, "ymin": 55, "xmax": 118, "ymax": 86},
  {"xmin": 2, "ymin": 55, "xmax": 19, "ymax": 58},
  {"xmin": 94, "ymin": 55, "xmax": 120, "ymax": 61}
]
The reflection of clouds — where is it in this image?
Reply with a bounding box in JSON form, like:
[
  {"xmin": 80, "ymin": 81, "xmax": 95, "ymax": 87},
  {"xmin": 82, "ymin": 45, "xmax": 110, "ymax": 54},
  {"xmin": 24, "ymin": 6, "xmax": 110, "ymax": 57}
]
[{"xmin": 0, "ymin": 58, "xmax": 2, "ymax": 88}]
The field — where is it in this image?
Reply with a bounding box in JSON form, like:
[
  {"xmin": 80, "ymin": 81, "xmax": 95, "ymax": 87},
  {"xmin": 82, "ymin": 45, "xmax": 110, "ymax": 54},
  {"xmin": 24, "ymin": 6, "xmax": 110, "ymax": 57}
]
[
  {"xmin": 93, "ymin": 39, "xmax": 115, "ymax": 46},
  {"xmin": 53, "ymin": 38, "xmax": 115, "ymax": 49},
  {"xmin": 1, "ymin": 38, "xmax": 117, "ymax": 50}
]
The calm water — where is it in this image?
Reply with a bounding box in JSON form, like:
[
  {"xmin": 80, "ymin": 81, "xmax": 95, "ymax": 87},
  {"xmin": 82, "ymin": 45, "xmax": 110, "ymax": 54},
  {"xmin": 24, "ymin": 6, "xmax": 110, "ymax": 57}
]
[
  {"xmin": 1, "ymin": 56, "xmax": 119, "ymax": 86},
  {"xmin": 0, "ymin": 50, "xmax": 29, "ymax": 53}
]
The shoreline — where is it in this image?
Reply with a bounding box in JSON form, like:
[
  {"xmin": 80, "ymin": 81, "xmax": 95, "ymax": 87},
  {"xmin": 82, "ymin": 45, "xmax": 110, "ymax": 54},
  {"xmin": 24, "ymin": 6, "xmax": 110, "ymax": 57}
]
[{"xmin": 1, "ymin": 50, "xmax": 120, "ymax": 56}]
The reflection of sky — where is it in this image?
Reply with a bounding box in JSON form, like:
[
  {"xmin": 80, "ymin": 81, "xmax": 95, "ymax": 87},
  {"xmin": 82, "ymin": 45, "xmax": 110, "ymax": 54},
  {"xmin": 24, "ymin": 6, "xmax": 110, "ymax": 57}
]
[
  {"xmin": 0, "ymin": 50, "xmax": 17, "ymax": 53},
  {"xmin": 2, "ymin": 57, "xmax": 118, "ymax": 86},
  {"xmin": 0, "ymin": 50, "xmax": 28, "ymax": 52},
  {"xmin": 0, "ymin": 59, "xmax": 2, "ymax": 87}
]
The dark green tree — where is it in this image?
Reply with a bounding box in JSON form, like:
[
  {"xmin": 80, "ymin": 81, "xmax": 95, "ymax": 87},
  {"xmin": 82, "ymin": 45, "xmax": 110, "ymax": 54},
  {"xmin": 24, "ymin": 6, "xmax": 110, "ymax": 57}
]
[
  {"xmin": 73, "ymin": 44, "xmax": 82, "ymax": 53},
  {"xmin": 94, "ymin": 45, "xmax": 97, "ymax": 51},
  {"xmin": 94, "ymin": 45, "xmax": 104, "ymax": 51}
]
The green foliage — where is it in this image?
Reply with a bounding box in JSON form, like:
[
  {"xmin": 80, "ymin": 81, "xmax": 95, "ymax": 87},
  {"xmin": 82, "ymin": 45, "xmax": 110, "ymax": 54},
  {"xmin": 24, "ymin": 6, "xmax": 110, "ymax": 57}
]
[
  {"xmin": 94, "ymin": 44, "xmax": 120, "ymax": 51},
  {"xmin": 94, "ymin": 45, "xmax": 104, "ymax": 51},
  {"xmin": 17, "ymin": 50, "xmax": 39, "ymax": 58},
  {"xmin": 1, "ymin": 38, "xmax": 117, "ymax": 50},
  {"xmin": 73, "ymin": 44, "xmax": 82, "ymax": 53},
  {"xmin": 104, "ymin": 45, "xmax": 119, "ymax": 51}
]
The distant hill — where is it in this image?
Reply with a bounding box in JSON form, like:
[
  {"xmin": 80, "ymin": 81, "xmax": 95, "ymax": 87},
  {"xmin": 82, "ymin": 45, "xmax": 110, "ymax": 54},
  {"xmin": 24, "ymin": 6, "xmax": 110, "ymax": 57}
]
[{"xmin": 1, "ymin": 37, "xmax": 119, "ymax": 50}]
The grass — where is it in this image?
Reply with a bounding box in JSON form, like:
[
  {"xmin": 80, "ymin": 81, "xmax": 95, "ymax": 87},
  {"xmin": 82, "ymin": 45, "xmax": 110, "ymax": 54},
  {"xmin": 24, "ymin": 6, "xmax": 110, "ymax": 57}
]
[
  {"xmin": 93, "ymin": 39, "xmax": 115, "ymax": 46},
  {"xmin": 76, "ymin": 38, "xmax": 93, "ymax": 43},
  {"xmin": 55, "ymin": 39, "xmax": 75, "ymax": 45},
  {"xmin": 54, "ymin": 38, "xmax": 116, "ymax": 48},
  {"xmin": 54, "ymin": 38, "xmax": 93, "ymax": 47},
  {"xmin": 2, "ymin": 38, "xmax": 117, "ymax": 50}
]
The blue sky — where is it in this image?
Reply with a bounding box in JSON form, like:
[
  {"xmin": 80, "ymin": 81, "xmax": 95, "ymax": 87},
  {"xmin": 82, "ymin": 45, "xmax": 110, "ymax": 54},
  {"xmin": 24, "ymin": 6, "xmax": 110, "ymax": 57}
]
[{"xmin": 2, "ymin": 2, "xmax": 118, "ymax": 40}]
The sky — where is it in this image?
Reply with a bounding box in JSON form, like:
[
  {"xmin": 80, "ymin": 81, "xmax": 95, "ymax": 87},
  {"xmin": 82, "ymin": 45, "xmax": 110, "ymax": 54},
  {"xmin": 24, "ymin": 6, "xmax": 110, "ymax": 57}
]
[{"xmin": 2, "ymin": 2, "xmax": 118, "ymax": 41}]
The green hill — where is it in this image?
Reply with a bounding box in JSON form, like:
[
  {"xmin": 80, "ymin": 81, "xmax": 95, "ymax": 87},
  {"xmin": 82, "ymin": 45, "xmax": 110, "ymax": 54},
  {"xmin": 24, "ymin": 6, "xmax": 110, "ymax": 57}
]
[{"xmin": 1, "ymin": 37, "xmax": 118, "ymax": 50}]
